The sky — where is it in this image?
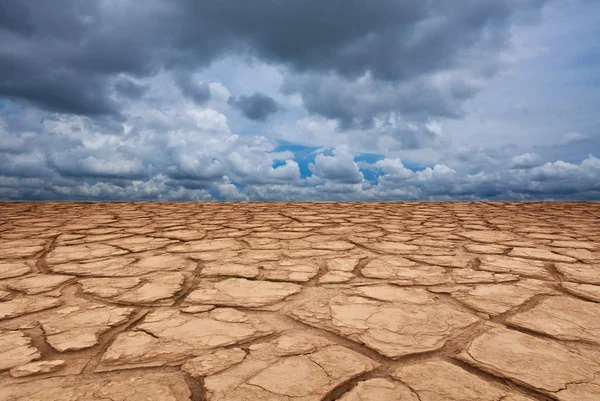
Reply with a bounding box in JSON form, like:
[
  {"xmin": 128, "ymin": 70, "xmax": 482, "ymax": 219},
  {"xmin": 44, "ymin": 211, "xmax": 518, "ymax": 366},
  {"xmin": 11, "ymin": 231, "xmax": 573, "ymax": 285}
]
[{"xmin": 0, "ymin": 0, "xmax": 599, "ymax": 201}]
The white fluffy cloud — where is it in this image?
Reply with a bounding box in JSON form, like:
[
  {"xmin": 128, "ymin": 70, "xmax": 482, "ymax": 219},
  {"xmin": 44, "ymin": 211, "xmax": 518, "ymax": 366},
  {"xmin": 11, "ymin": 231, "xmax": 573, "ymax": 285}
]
[
  {"xmin": 0, "ymin": 97, "xmax": 301, "ymax": 200},
  {"xmin": 555, "ymin": 132, "xmax": 592, "ymax": 147},
  {"xmin": 510, "ymin": 153, "xmax": 545, "ymax": 169},
  {"xmin": 311, "ymin": 148, "xmax": 364, "ymax": 184},
  {"xmin": 2, "ymin": 94, "xmax": 599, "ymax": 201}
]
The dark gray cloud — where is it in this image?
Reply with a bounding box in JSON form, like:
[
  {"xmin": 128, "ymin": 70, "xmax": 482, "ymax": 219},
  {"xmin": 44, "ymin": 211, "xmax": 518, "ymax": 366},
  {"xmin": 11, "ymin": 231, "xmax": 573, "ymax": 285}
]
[
  {"xmin": 175, "ymin": 72, "xmax": 211, "ymax": 104},
  {"xmin": 227, "ymin": 92, "xmax": 279, "ymax": 121},
  {"xmin": 0, "ymin": 0, "xmax": 35, "ymax": 36},
  {"xmin": 114, "ymin": 78, "xmax": 148, "ymax": 100},
  {"xmin": 0, "ymin": 1, "xmax": 170, "ymax": 116},
  {"xmin": 166, "ymin": 0, "xmax": 547, "ymax": 128},
  {"xmin": 0, "ymin": 52, "xmax": 122, "ymax": 117},
  {"xmin": 182, "ymin": 1, "xmax": 543, "ymax": 80},
  {"xmin": 281, "ymin": 73, "xmax": 481, "ymax": 130},
  {"xmin": 0, "ymin": 0, "xmax": 547, "ymax": 122}
]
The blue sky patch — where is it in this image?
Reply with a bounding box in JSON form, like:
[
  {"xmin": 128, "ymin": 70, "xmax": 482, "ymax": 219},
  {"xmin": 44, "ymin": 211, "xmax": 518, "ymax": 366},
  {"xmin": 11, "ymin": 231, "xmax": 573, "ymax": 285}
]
[
  {"xmin": 273, "ymin": 142, "xmax": 320, "ymax": 178},
  {"xmin": 272, "ymin": 160, "xmax": 286, "ymax": 169}
]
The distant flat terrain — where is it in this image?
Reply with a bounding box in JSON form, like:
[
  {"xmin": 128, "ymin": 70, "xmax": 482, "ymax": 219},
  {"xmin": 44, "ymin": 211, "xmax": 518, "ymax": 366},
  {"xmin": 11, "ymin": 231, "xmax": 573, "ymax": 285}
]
[{"xmin": 1, "ymin": 202, "xmax": 599, "ymax": 400}]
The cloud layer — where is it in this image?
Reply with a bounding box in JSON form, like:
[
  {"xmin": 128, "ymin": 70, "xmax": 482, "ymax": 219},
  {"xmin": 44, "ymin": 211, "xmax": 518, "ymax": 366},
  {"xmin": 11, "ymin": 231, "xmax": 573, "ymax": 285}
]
[
  {"xmin": 0, "ymin": 0, "xmax": 598, "ymax": 201},
  {"xmin": 1, "ymin": 0, "xmax": 547, "ymax": 120}
]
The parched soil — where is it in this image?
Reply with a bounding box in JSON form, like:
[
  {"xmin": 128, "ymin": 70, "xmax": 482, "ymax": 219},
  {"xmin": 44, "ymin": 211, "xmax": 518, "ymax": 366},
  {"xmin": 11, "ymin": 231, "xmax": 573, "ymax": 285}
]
[{"xmin": 0, "ymin": 201, "xmax": 600, "ymax": 400}]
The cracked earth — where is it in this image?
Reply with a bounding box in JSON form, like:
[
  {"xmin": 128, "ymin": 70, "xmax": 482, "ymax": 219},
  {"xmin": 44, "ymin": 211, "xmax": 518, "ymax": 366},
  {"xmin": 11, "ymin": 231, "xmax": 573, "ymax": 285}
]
[{"xmin": 0, "ymin": 202, "xmax": 599, "ymax": 400}]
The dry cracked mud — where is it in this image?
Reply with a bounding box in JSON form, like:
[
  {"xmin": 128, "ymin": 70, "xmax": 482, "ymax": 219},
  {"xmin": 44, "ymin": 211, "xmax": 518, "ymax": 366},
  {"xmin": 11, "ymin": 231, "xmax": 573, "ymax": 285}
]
[{"xmin": 0, "ymin": 201, "xmax": 599, "ymax": 400}]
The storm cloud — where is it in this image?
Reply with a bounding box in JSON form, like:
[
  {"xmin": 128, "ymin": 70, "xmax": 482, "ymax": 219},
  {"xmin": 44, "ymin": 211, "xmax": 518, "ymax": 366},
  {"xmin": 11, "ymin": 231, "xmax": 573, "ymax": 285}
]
[
  {"xmin": 1, "ymin": 0, "xmax": 548, "ymax": 120},
  {"xmin": 175, "ymin": 72, "xmax": 212, "ymax": 105},
  {"xmin": 228, "ymin": 92, "xmax": 279, "ymax": 121}
]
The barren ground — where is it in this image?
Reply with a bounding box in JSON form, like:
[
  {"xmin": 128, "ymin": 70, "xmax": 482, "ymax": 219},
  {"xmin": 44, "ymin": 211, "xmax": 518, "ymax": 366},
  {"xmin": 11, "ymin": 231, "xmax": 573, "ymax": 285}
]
[{"xmin": 0, "ymin": 202, "xmax": 599, "ymax": 400}]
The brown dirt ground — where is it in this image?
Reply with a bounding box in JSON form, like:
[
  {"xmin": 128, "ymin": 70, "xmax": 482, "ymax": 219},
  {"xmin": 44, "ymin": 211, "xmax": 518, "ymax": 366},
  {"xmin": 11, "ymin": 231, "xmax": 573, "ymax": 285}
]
[{"xmin": 0, "ymin": 202, "xmax": 599, "ymax": 400}]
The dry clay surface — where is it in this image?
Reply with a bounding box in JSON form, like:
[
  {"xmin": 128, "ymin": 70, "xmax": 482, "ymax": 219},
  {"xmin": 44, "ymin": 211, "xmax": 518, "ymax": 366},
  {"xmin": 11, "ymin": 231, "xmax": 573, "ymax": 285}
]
[{"xmin": 0, "ymin": 202, "xmax": 599, "ymax": 400}]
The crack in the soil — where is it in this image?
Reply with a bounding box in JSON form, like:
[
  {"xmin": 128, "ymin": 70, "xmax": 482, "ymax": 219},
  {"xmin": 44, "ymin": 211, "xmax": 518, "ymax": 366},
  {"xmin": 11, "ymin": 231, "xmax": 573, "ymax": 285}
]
[
  {"xmin": 172, "ymin": 262, "xmax": 204, "ymax": 307},
  {"xmin": 34, "ymin": 235, "xmax": 59, "ymax": 274},
  {"xmin": 81, "ymin": 309, "xmax": 149, "ymax": 374}
]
